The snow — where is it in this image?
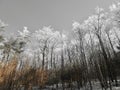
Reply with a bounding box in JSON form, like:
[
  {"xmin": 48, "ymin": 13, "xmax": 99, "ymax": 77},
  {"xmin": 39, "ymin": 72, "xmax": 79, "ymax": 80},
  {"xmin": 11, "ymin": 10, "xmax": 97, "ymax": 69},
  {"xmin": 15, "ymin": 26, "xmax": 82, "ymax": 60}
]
[
  {"xmin": 0, "ymin": 20, "xmax": 8, "ymax": 28},
  {"xmin": 72, "ymin": 21, "xmax": 80, "ymax": 30},
  {"xmin": 18, "ymin": 27, "xmax": 30, "ymax": 38},
  {"xmin": 109, "ymin": 4, "xmax": 117, "ymax": 11}
]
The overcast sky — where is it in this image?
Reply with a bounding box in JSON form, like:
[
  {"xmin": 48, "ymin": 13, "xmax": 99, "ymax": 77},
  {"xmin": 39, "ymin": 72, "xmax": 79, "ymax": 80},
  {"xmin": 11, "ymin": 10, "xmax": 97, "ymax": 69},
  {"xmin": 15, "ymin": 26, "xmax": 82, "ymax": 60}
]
[{"xmin": 0, "ymin": 0, "xmax": 115, "ymax": 34}]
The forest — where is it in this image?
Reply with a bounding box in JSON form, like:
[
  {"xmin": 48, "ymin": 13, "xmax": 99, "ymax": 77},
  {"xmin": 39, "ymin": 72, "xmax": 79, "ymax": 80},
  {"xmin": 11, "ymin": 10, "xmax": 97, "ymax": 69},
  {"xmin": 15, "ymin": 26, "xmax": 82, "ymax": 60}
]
[{"xmin": 0, "ymin": 2, "xmax": 120, "ymax": 90}]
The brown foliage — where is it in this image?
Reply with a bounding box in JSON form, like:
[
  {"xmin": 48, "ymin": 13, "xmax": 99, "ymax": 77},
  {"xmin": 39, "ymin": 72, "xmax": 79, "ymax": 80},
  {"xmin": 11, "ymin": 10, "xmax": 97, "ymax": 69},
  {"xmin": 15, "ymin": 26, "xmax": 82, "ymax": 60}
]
[
  {"xmin": 0, "ymin": 57, "xmax": 18, "ymax": 86},
  {"xmin": 35, "ymin": 68, "xmax": 48, "ymax": 87}
]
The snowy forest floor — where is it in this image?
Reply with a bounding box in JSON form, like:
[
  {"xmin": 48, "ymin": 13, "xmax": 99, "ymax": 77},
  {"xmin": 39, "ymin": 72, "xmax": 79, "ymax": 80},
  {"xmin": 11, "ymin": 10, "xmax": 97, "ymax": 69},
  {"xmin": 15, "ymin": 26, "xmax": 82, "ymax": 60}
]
[{"xmin": 32, "ymin": 81, "xmax": 120, "ymax": 90}]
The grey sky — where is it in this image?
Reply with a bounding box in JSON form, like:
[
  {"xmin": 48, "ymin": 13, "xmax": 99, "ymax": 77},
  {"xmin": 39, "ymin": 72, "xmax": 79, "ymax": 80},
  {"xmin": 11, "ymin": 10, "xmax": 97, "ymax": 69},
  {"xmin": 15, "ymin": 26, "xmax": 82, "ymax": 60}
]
[{"xmin": 0, "ymin": 0, "xmax": 114, "ymax": 34}]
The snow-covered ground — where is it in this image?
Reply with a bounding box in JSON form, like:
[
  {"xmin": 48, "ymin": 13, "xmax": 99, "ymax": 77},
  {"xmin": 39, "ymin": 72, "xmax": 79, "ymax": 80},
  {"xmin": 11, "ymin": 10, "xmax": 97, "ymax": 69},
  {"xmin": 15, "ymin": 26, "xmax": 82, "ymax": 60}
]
[
  {"xmin": 19, "ymin": 81, "xmax": 120, "ymax": 90},
  {"xmin": 19, "ymin": 85, "xmax": 120, "ymax": 90},
  {"xmin": 40, "ymin": 83, "xmax": 120, "ymax": 90},
  {"xmin": 40, "ymin": 87, "xmax": 120, "ymax": 90}
]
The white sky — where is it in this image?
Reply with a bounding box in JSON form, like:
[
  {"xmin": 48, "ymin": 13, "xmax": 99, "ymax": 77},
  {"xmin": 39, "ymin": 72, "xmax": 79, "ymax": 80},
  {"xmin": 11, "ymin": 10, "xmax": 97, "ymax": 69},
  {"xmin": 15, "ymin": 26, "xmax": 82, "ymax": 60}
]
[{"xmin": 0, "ymin": 0, "xmax": 115, "ymax": 34}]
